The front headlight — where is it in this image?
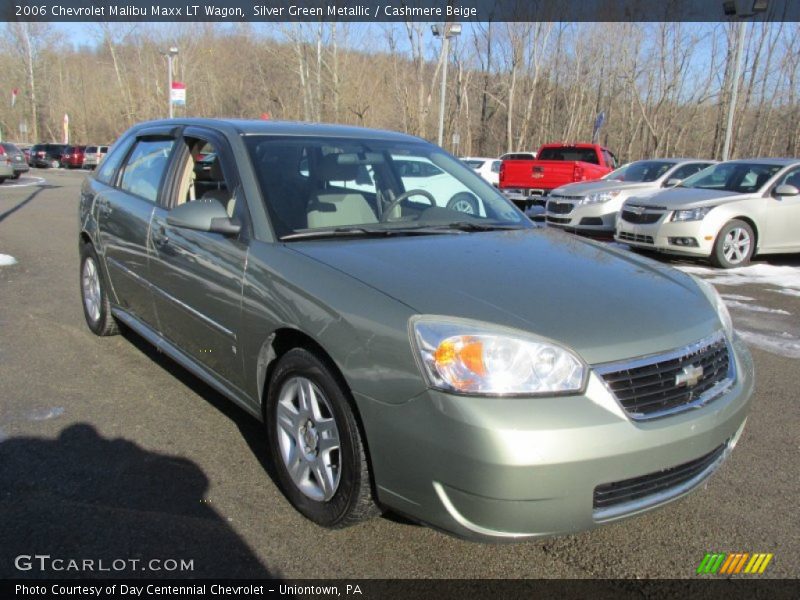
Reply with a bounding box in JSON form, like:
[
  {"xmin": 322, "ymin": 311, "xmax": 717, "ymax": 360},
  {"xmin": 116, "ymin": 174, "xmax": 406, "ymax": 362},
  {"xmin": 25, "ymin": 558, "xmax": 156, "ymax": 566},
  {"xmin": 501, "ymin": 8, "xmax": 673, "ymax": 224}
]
[
  {"xmin": 582, "ymin": 190, "xmax": 621, "ymax": 205},
  {"xmin": 410, "ymin": 317, "xmax": 586, "ymax": 395},
  {"xmin": 691, "ymin": 276, "xmax": 734, "ymax": 338},
  {"xmin": 672, "ymin": 206, "xmax": 713, "ymax": 222}
]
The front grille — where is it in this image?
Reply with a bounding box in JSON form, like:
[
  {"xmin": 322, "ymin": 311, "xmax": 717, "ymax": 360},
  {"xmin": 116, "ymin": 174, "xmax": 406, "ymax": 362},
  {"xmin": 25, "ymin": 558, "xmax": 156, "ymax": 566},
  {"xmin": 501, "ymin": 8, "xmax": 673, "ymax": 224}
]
[
  {"xmin": 593, "ymin": 443, "xmax": 726, "ymax": 514},
  {"xmin": 617, "ymin": 231, "xmax": 654, "ymax": 245},
  {"xmin": 547, "ymin": 216, "xmax": 571, "ymax": 224},
  {"xmin": 597, "ymin": 333, "xmax": 733, "ymax": 420},
  {"xmin": 547, "ymin": 201, "xmax": 575, "ymax": 214},
  {"xmin": 621, "ymin": 209, "xmax": 663, "ymax": 224}
]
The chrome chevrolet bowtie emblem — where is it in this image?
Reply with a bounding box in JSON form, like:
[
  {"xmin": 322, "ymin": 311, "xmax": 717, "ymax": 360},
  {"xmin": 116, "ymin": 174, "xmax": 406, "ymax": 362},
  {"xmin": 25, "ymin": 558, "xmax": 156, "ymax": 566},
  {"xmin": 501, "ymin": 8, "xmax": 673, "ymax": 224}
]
[
  {"xmin": 676, "ymin": 364, "xmax": 703, "ymax": 388},
  {"xmin": 629, "ymin": 205, "xmax": 646, "ymax": 215}
]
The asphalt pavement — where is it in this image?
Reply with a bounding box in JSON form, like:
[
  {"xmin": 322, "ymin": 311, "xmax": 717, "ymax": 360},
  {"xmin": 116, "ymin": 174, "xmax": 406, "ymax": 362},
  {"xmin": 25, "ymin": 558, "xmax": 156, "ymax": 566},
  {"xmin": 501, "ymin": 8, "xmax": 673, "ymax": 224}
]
[{"xmin": 0, "ymin": 170, "xmax": 797, "ymax": 579}]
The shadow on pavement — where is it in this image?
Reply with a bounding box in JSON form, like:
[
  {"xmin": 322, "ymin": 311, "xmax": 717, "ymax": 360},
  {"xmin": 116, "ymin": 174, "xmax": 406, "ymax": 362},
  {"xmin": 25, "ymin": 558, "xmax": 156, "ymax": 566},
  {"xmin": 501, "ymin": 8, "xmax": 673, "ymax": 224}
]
[
  {"xmin": 0, "ymin": 423, "xmax": 278, "ymax": 579},
  {"xmin": 0, "ymin": 184, "xmax": 61, "ymax": 225}
]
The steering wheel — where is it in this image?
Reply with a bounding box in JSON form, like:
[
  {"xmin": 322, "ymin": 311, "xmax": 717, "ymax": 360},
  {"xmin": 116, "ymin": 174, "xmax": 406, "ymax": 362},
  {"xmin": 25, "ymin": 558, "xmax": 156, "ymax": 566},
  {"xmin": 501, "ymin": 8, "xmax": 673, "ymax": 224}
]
[{"xmin": 380, "ymin": 189, "xmax": 436, "ymax": 222}]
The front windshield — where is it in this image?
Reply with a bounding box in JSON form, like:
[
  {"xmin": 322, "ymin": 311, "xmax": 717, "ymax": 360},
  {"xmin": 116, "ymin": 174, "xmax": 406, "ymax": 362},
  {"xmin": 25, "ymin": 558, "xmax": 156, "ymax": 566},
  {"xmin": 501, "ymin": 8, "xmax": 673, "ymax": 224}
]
[
  {"xmin": 245, "ymin": 136, "xmax": 529, "ymax": 239},
  {"xmin": 604, "ymin": 160, "xmax": 676, "ymax": 183},
  {"xmin": 680, "ymin": 162, "xmax": 782, "ymax": 194}
]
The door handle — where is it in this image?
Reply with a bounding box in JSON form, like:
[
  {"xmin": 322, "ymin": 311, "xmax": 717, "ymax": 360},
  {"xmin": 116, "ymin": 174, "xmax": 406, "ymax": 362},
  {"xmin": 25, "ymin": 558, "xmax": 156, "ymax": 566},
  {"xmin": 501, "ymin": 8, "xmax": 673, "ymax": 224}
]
[{"xmin": 152, "ymin": 226, "xmax": 169, "ymax": 247}]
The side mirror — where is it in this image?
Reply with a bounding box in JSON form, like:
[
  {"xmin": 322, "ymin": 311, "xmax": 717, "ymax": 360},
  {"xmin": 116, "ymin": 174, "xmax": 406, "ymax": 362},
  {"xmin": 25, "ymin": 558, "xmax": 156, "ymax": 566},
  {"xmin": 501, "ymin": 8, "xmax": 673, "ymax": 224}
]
[
  {"xmin": 774, "ymin": 184, "xmax": 799, "ymax": 197},
  {"xmin": 664, "ymin": 178, "xmax": 682, "ymax": 187},
  {"xmin": 167, "ymin": 199, "xmax": 241, "ymax": 235}
]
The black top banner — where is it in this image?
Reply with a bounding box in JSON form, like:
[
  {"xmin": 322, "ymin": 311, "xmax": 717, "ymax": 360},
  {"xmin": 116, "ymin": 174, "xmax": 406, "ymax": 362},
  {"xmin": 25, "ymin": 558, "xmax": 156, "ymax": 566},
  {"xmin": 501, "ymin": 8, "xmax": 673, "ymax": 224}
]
[{"xmin": 4, "ymin": 0, "xmax": 800, "ymax": 22}]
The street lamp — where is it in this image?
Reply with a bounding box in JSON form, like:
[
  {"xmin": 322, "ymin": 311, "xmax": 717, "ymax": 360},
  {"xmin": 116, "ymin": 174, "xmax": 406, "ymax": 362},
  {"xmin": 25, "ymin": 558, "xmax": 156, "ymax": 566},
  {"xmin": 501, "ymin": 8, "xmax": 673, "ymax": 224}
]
[
  {"xmin": 721, "ymin": 1, "xmax": 768, "ymax": 160},
  {"xmin": 432, "ymin": 23, "xmax": 462, "ymax": 148},
  {"xmin": 161, "ymin": 46, "xmax": 179, "ymax": 119}
]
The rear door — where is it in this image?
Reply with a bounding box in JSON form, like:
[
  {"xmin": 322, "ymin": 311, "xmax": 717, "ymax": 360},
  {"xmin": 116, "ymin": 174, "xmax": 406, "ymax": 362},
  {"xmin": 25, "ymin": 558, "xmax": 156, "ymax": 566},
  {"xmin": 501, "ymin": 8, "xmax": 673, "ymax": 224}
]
[
  {"xmin": 148, "ymin": 127, "xmax": 249, "ymax": 389},
  {"xmin": 95, "ymin": 128, "xmax": 178, "ymax": 327}
]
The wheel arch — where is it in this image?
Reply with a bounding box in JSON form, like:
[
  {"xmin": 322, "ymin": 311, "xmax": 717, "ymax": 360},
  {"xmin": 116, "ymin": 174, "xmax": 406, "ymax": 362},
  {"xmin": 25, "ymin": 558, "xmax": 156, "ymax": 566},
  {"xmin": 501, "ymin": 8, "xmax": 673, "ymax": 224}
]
[{"xmin": 256, "ymin": 327, "xmax": 380, "ymax": 499}]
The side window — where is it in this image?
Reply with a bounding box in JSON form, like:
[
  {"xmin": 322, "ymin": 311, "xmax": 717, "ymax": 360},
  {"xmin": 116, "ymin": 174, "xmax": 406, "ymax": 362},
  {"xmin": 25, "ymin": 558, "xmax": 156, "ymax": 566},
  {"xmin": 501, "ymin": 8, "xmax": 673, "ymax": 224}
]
[
  {"xmin": 671, "ymin": 163, "xmax": 709, "ymax": 182},
  {"xmin": 95, "ymin": 136, "xmax": 135, "ymax": 185},
  {"xmin": 119, "ymin": 139, "xmax": 175, "ymax": 203},
  {"xmin": 175, "ymin": 138, "xmax": 236, "ymax": 216},
  {"xmin": 775, "ymin": 167, "xmax": 800, "ymax": 191},
  {"xmin": 491, "ymin": 160, "xmax": 501, "ymax": 173}
]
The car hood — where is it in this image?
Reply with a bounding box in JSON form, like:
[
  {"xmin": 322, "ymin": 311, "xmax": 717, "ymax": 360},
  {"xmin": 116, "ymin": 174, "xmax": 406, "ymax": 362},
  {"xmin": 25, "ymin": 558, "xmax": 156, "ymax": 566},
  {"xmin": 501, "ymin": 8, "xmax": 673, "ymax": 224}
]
[
  {"xmin": 552, "ymin": 180, "xmax": 659, "ymax": 197},
  {"xmin": 629, "ymin": 187, "xmax": 756, "ymax": 209},
  {"xmin": 290, "ymin": 229, "xmax": 721, "ymax": 365}
]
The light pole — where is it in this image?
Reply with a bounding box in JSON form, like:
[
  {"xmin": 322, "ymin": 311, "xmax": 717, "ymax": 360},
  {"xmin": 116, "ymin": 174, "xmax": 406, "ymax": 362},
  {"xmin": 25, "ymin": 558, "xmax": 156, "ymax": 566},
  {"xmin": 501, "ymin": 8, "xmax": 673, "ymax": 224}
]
[
  {"xmin": 161, "ymin": 46, "xmax": 179, "ymax": 119},
  {"xmin": 721, "ymin": 1, "xmax": 768, "ymax": 160},
  {"xmin": 432, "ymin": 23, "xmax": 461, "ymax": 148}
]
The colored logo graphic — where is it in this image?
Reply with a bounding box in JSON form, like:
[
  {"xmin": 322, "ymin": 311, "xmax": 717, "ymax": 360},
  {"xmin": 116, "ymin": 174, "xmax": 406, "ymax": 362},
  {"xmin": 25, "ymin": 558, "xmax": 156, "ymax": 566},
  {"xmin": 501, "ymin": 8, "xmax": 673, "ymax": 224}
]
[{"xmin": 696, "ymin": 552, "xmax": 773, "ymax": 575}]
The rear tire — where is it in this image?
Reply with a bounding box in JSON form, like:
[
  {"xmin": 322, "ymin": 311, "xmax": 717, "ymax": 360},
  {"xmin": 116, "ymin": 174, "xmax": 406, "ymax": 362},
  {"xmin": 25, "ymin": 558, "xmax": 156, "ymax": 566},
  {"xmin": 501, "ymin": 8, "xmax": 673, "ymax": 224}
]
[
  {"xmin": 266, "ymin": 348, "xmax": 378, "ymax": 528},
  {"xmin": 711, "ymin": 220, "xmax": 754, "ymax": 269},
  {"xmin": 79, "ymin": 242, "xmax": 119, "ymax": 336}
]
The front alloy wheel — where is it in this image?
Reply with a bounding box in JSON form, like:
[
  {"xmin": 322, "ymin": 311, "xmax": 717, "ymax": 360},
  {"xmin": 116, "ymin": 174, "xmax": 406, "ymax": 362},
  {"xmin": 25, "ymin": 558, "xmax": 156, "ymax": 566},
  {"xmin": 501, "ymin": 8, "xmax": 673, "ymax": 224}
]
[
  {"xmin": 266, "ymin": 348, "xmax": 378, "ymax": 528},
  {"xmin": 276, "ymin": 376, "xmax": 341, "ymax": 501},
  {"xmin": 712, "ymin": 219, "xmax": 754, "ymax": 268}
]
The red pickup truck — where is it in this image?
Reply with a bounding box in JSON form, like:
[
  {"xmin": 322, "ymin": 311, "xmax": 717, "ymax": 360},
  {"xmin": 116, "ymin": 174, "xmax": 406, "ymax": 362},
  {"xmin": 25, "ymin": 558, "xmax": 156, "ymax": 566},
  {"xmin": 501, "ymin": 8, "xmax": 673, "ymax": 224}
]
[{"xmin": 499, "ymin": 142, "xmax": 618, "ymax": 214}]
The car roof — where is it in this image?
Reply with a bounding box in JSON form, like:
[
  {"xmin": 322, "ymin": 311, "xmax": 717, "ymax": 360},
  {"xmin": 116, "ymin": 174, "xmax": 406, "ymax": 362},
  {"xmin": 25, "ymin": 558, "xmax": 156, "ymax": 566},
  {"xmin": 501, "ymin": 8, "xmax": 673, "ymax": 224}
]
[
  {"xmin": 133, "ymin": 118, "xmax": 427, "ymax": 144},
  {"xmin": 720, "ymin": 158, "xmax": 800, "ymax": 166}
]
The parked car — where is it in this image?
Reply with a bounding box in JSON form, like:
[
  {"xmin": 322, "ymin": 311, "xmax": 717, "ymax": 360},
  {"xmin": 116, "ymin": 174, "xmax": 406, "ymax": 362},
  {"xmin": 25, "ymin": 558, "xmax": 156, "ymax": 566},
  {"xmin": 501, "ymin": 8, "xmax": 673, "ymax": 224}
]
[
  {"xmin": 83, "ymin": 145, "xmax": 109, "ymax": 169},
  {"xmin": 545, "ymin": 159, "xmax": 715, "ymax": 234},
  {"xmin": 79, "ymin": 118, "xmax": 752, "ymax": 540},
  {"xmin": 61, "ymin": 145, "xmax": 87, "ymax": 169},
  {"xmin": 499, "ymin": 151, "xmax": 537, "ymax": 161},
  {"xmin": 461, "ymin": 156, "xmax": 501, "ymax": 187},
  {"xmin": 499, "ymin": 142, "xmax": 618, "ymax": 214},
  {"xmin": 0, "ymin": 149, "xmax": 14, "ymax": 183},
  {"xmin": 0, "ymin": 142, "xmax": 30, "ymax": 179},
  {"xmin": 615, "ymin": 159, "xmax": 800, "ymax": 268},
  {"xmin": 29, "ymin": 143, "xmax": 68, "ymax": 168},
  {"xmin": 20, "ymin": 145, "xmax": 32, "ymax": 165}
]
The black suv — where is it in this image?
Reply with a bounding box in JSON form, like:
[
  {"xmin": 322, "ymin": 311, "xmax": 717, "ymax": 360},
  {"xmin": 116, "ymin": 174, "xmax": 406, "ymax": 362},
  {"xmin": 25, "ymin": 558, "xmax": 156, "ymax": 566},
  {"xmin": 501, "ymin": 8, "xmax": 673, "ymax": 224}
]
[{"xmin": 29, "ymin": 143, "xmax": 68, "ymax": 168}]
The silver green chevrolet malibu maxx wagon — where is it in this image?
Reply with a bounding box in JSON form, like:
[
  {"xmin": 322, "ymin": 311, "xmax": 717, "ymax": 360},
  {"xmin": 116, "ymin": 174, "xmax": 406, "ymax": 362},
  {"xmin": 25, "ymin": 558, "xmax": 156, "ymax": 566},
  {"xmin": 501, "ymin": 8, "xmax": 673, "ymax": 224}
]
[{"xmin": 78, "ymin": 119, "xmax": 753, "ymax": 541}]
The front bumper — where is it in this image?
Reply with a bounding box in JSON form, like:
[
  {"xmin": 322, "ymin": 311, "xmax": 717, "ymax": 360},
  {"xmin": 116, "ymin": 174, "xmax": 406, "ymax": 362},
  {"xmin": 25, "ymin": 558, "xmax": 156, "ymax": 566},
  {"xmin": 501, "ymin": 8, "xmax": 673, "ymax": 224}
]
[
  {"xmin": 615, "ymin": 216, "xmax": 717, "ymax": 257},
  {"xmin": 356, "ymin": 336, "xmax": 754, "ymax": 541},
  {"xmin": 546, "ymin": 199, "xmax": 618, "ymax": 233}
]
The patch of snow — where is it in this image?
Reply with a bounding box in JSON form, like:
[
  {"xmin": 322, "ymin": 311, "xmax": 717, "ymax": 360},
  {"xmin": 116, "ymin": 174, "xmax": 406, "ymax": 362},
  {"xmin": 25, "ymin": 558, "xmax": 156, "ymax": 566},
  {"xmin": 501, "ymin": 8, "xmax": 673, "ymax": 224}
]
[
  {"xmin": 676, "ymin": 263, "xmax": 800, "ymax": 292},
  {"xmin": 27, "ymin": 407, "xmax": 65, "ymax": 421},
  {"xmin": 737, "ymin": 330, "xmax": 800, "ymax": 359},
  {"xmin": 0, "ymin": 254, "xmax": 17, "ymax": 266},
  {"xmin": 772, "ymin": 289, "xmax": 800, "ymax": 299},
  {"xmin": 723, "ymin": 300, "xmax": 790, "ymax": 315},
  {"xmin": 720, "ymin": 294, "xmax": 755, "ymax": 302}
]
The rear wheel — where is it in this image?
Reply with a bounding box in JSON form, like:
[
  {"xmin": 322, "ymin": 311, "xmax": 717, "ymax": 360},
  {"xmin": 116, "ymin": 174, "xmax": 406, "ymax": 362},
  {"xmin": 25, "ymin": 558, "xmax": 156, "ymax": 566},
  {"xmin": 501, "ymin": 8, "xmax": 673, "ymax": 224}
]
[
  {"xmin": 79, "ymin": 242, "xmax": 119, "ymax": 336},
  {"xmin": 711, "ymin": 220, "xmax": 754, "ymax": 269},
  {"xmin": 266, "ymin": 348, "xmax": 378, "ymax": 528}
]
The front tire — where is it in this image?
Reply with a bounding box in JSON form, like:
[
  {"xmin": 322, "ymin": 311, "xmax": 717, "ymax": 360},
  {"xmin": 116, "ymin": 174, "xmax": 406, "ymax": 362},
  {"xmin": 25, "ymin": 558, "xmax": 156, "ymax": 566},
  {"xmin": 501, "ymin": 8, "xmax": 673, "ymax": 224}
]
[
  {"xmin": 446, "ymin": 192, "xmax": 480, "ymax": 215},
  {"xmin": 711, "ymin": 219, "xmax": 754, "ymax": 268},
  {"xmin": 79, "ymin": 242, "xmax": 119, "ymax": 336},
  {"xmin": 266, "ymin": 348, "xmax": 378, "ymax": 528}
]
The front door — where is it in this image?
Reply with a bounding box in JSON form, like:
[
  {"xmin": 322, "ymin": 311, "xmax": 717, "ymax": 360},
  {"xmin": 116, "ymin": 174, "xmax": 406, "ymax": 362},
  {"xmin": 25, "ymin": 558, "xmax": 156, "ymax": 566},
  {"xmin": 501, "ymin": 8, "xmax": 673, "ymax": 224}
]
[{"xmin": 148, "ymin": 130, "xmax": 249, "ymax": 389}]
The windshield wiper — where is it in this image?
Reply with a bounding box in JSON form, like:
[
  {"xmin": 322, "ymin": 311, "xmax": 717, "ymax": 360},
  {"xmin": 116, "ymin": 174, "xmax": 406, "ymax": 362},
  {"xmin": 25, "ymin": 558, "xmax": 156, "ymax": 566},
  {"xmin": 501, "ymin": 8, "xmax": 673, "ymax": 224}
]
[
  {"xmin": 429, "ymin": 221, "xmax": 526, "ymax": 232},
  {"xmin": 280, "ymin": 225, "xmax": 458, "ymax": 241}
]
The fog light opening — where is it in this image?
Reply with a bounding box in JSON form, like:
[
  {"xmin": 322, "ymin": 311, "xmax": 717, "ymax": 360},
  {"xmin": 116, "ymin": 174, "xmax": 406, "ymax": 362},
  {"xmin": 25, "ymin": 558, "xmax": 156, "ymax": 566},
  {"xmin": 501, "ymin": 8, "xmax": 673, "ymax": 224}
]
[{"xmin": 669, "ymin": 237, "xmax": 699, "ymax": 247}]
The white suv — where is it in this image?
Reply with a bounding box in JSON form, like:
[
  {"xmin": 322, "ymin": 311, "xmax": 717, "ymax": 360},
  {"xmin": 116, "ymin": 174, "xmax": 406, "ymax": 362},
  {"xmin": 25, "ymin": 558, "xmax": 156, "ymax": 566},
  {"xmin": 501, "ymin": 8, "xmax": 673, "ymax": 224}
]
[
  {"xmin": 83, "ymin": 145, "xmax": 109, "ymax": 169},
  {"xmin": 615, "ymin": 159, "xmax": 800, "ymax": 268}
]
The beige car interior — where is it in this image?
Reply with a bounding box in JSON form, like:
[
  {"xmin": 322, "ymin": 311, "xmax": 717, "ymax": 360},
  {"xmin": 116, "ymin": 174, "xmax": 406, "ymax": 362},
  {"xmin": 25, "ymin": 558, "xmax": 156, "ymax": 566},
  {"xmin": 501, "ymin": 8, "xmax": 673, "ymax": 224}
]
[
  {"xmin": 176, "ymin": 141, "xmax": 236, "ymax": 218},
  {"xmin": 306, "ymin": 154, "xmax": 378, "ymax": 228}
]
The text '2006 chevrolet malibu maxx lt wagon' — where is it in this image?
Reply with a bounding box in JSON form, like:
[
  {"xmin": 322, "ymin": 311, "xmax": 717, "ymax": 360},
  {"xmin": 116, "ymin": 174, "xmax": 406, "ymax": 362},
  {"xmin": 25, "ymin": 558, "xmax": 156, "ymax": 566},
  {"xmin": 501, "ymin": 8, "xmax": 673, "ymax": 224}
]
[{"xmin": 78, "ymin": 119, "xmax": 753, "ymax": 541}]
